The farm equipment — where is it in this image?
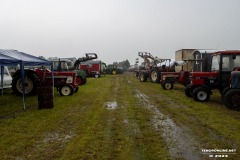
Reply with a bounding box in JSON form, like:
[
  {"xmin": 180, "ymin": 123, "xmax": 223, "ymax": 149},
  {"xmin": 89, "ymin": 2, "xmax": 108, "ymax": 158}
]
[
  {"xmin": 48, "ymin": 53, "xmax": 98, "ymax": 84},
  {"xmin": 137, "ymin": 52, "xmax": 174, "ymax": 83},
  {"xmin": 80, "ymin": 60, "xmax": 106, "ymax": 78},
  {"xmin": 160, "ymin": 59, "xmax": 203, "ymax": 90},
  {"xmin": 12, "ymin": 68, "xmax": 79, "ymax": 96},
  {"xmin": 184, "ymin": 50, "xmax": 240, "ymax": 109},
  {"xmin": 105, "ymin": 64, "xmax": 124, "ymax": 75}
]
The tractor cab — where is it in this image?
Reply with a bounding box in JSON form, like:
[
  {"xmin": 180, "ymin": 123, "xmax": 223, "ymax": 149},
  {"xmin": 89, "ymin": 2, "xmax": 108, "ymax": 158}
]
[{"xmin": 185, "ymin": 50, "xmax": 240, "ymax": 109}]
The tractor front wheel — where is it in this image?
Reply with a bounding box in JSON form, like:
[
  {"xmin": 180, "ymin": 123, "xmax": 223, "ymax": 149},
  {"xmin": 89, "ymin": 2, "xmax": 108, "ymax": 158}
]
[
  {"xmin": 139, "ymin": 72, "xmax": 147, "ymax": 82},
  {"xmin": 59, "ymin": 84, "xmax": 74, "ymax": 96},
  {"xmin": 161, "ymin": 81, "xmax": 173, "ymax": 90},
  {"xmin": 192, "ymin": 87, "xmax": 210, "ymax": 102},
  {"xmin": 223, "ymin": 89, "xmax": 240, "ymax": 110},
  {"xmin": 184, "ymin": 84, "xmax": 194, "ymax": 98}
]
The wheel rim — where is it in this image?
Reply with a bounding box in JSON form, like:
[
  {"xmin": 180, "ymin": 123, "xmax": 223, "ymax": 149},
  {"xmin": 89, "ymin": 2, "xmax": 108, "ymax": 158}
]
[
  {"xmin": 197, "ymin": 90, "xmax": 207, "ymax": 101},
  {"xmin": 95, "ymin": 74, "xmax": 99, "ymax": 78},
  {"xmin": 165, "ymin": 83, "xmax": 172, "ymax": 90},
  {"xmin": 151, "ymin": 71, "xmax": 157, "ymax": 81},
  {"xmin": 16, "ymin": 77, "xmax": 34, "ymax": 94},
  {"xmin": 61, "ymin": 86, "xmax": 71, "ymax": 96}
]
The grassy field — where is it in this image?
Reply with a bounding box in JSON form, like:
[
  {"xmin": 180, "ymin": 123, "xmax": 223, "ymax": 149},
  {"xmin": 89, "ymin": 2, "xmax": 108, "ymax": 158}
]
[{"xmin": 0, "ymin": 72, "xmax": 239, "ymax": 160}]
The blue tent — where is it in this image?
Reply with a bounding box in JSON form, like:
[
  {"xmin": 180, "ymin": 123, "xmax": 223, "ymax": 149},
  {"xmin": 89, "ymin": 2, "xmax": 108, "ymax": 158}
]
[{"xmin": 0, "ymin": 49, "xmax": 53, "ymax": 110}]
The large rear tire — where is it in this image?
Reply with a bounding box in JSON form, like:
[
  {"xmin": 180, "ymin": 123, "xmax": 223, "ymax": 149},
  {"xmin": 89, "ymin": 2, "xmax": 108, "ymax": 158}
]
[
  {"xmin": 12, "ymin": 74, "xmax": 38, "ymax": 96},
  {"xmin": 223, "ymin": 89, "xmax": 240, "ymax": 110},
  {"xmin": 150, "ymin": 68, "xmax": 160, "ymax": 83}
]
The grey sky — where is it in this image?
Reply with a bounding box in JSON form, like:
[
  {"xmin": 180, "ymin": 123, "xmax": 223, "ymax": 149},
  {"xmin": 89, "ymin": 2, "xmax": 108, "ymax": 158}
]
[{"xmin": 1, "ymin": 0, "xmax": 240, "ymax": 64}]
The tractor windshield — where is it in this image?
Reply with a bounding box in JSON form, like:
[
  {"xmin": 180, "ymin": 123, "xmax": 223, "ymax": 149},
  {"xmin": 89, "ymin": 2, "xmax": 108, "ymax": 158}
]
[
  {"xmin": 222, "ymin": 55, "xmax": 240, "ymax": 71},
  {"xmin": 211, "ymin": 55, "xmax": 220, "ymax": 71}
]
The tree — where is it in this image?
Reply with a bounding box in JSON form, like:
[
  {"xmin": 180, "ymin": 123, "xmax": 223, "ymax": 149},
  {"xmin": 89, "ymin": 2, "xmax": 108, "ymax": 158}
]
[{"xmin": 112, "ymin": 59, "xmax": 130, "ymax": 69}]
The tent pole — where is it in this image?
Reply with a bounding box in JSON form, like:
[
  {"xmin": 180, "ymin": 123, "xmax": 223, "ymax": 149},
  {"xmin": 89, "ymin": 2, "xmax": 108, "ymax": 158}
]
[
  {"xmin": 51, "ymin": 65, "xmax": 54, "ymax": 97},
  {"xmin": 1, "ymin": 66, "xmax": 4, "ymax": 96},
  {"xmin": 20, "ymin": 62, "xmax": 26, "ymax": 110}
]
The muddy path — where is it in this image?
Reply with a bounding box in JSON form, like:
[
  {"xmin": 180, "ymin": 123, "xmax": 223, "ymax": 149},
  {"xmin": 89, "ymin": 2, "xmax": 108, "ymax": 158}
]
[
  {"xmin": 1, "ymin": 72, "xmax": 239, "ymax": 160},
  {"xmin": 124, "ymin": 74, "xmax": 202, "ymax": 160}
]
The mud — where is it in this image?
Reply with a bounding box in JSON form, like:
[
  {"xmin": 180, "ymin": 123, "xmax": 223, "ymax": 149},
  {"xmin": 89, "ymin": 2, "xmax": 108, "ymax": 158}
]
[
  {"xmin": 43, "ymin": 131, "xmax": 75, "ymax": 143},
  {"xmin": 134, "ymin": 89, "xmax": 201, "ymax": 160},
  {"xmin": 105, "ymin": 101, "xmax": 118, "ymax": 110}
]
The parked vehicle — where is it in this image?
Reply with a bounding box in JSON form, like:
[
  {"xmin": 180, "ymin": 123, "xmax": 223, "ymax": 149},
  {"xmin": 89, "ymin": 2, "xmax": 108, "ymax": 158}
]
[
  {"xmin": 222, "ymin": 71, "xmax": 240, "ymax": 109},
  {"xmin": 48, "ymin": 53, "xmax": 98, "ymax": 84},
  {"xmin": 0, "ymin": 66, "xmax": 12, "ymax": 89},
  {"xmin": 105, "ymin": 64, "xmax": 124, "ymax": 75},
  {"xmin": 137, "ymin": 52, "xmax": 174, "ymax": 83},
  {"xmin": 160, "ymin": 59, "xmax": 203, "ymax": 90},
  {"xmin": 12, "ymin": 68, "xmax": 79, "ymax": 96},
  {"xmin": 184, "ymin": 50, "xmax": 240, "ymax": 109},
  {"xmin": 80, "ymin": 60, "xmax": 105, "ymax": 78}
]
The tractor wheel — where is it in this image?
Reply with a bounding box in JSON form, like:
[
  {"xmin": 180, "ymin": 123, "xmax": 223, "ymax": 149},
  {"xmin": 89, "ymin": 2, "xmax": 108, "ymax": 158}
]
[
  {"xmin": 59, "ymin": 84, "xmax": 74, "ymax": 96},
  {"xmin": 221, "ymin": 87, "xmax": 231, "ymax": 99},
  {"xmin": 12, "ymin": 74, "xmax": 38, "ymax": 96},
  {"xmin": 192, "ymin": 87, "xmax": 210, "ymax": 102},
  {"xmin": 139, "ymin": 72, "xmax": 147, "ymax": 82},
  {"xmin": 133, "ymin": 71, "xmax": 139, "ymax": 77},
  {"xmin": 184, "ymin": 84, "xmax": 194, "ymax": 98},
  {"xmin": 74, "ymin": 86, "xmax": 79, "ymax": 93},
  {"xmin": 150, "ymin": 68, "xmax": 160, "ymax": 83},
  {"xmin": 112, "ymin": 69, "xmax": 117, "ymax": 75},
  {"xmin": 223, "ymin": 89, "xmax": 240, "ymax": 110},
  {"xmin": 161, "ymin": 81, "xmax": 173, "ymax": 90},
  {"xmin": 95, "ymin": 74, "xmax": 100, "ymax": 78}
]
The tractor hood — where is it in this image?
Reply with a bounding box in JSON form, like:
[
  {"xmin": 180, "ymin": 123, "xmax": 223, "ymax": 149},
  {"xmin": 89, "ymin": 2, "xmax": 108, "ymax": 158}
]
[
  {"xmin": 190, "ymin": 71, "xmax": 218, "ymax": 85},
  {"xmin": 190, "ymin": 71, "xmax": 218, "ymax": 78}
]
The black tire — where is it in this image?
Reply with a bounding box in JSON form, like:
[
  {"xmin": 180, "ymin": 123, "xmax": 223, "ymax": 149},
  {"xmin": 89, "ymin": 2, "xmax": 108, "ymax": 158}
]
[
  {"xmin": 133, "ymin": 71, "xmax": 139, "ymax": 77},
  {"xmin": 161, "ymin": 81, "xmax": 173, "ymax": 90},
  {"xmin": 95, "ymin": 74, "xmax": 100, "ymax": 78},
  {"xmin": 139, "ymin": 72, "xmax": 147, "ymax": 82},
  {"xmin": 192, "ymin": 87, "xmax": 210, "ymax": 102},
  {"xmin": 223, "ymin": 89, "xmax": 240, "ymax": 110},
  {"xmin": 221, "ymin": 87, "xmax": 231, "ymax": 99},
  {"xmin": 59, "ymin": 84, "xmax": 74, "ymax": 96},
  {"xmin": 150, "ymin": 68, "xmax": 160, "ymax": 83},
  {"xmin": 12, "ymin": 73, "xmax": 39, "ymax": 96},
  {"xmin": 74, "ymin": 86, "xmax": 79, "ymax": 93},
  {"xmin": 185, "ymin": 84, "xmax": 194, "ymax": 98}
]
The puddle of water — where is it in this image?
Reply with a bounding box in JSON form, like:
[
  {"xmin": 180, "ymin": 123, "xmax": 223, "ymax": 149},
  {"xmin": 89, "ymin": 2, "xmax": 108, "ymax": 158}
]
[
  {"xmin": 134, "ymin": 89, "xmax": 201, "ymax": 160},
  {"xmin": 105, "ymin": 101, "xmax": 118, "ymax": 110}
]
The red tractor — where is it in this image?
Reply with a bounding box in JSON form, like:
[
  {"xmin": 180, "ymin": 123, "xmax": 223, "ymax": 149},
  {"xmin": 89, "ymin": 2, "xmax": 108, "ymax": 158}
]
[
  {"xmin": 160, "ymin": 59, "xmax": 203, "ymax": 90},
  {"xmin": 12, "ymin": 68, "xmax": 79, "ymax": 96},
  {"xmin": 49, "ymin": 53, "xmax": 98, "ymax": 85},
  {"xmin": 184, "ymin": 50, "xmax": 240, "ymax": 109}
]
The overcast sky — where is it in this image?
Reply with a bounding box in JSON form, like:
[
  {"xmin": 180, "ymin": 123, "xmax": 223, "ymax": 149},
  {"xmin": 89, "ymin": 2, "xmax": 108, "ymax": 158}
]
[{"xmin": 1, "ymin": 0, "xmax": 240, "ymax": 64}]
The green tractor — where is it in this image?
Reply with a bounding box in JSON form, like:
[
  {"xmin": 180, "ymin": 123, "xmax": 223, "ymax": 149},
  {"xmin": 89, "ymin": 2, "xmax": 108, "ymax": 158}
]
[{"xmin": 105, "ymin": 64, "xmax": 124, "ymax": 75}]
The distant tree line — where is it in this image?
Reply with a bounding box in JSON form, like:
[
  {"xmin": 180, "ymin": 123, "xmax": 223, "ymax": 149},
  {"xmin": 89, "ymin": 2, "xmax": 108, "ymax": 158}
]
[{"xmin": 113, "ymin": 59, "xmax": 131, "ymax": 70}]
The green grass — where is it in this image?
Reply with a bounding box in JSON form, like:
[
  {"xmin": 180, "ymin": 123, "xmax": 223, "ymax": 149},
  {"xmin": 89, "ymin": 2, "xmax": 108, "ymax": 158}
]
[{"xmin": 0, "ymin": 73, "xmax": 240, "ymax": 159}]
